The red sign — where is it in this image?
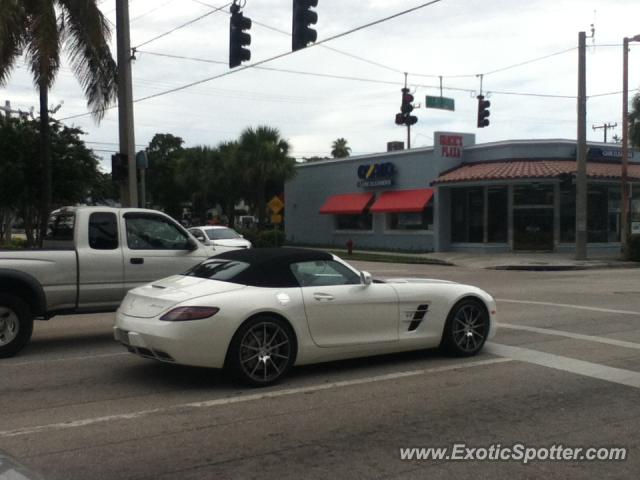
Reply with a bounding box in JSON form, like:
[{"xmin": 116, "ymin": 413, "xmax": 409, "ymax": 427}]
[{"xmin": 439, "ymin": 135, "xmax": 463, "ymax": 158}]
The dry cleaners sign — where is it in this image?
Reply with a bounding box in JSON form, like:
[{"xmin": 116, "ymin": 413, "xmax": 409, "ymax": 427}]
[{"xmin": 357, "ymin": 162, "xmax": 396, "ymax": 187}]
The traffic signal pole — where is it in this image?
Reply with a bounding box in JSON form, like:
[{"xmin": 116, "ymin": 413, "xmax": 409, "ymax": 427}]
[
  {"xmin": 575, "ymin": 31, "xmax": 587, "ymax": 260},
  {"xmin": 405, "ymin": 73, "xmax": 411, "ymax": 149},
  {"xmin": 116, "ymin": 0, "xmax": 138, "ymax": 207}
]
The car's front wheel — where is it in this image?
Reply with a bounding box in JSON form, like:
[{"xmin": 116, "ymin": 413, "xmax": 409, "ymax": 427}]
[
  {"xmin": 440, "ymin": 298, "xmax": 489, "ymax": 357},
  {"xmin": 227, "ymin": 316, "xmax": 296, "ymax": 387},
  {"xmin": 0, "ymin": 294, "xmax": 34, "ymax": 358}
]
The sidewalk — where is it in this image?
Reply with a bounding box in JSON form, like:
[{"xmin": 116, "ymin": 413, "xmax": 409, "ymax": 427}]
[{"xmin": 331, "ymin": 248, "xmax": 639, "ymax": 271}]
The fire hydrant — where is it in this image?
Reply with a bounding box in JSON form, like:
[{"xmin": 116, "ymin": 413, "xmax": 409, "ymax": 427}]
[{"xmin": 346, "ymin": 238, "xmax": 354, "ymax": 256}]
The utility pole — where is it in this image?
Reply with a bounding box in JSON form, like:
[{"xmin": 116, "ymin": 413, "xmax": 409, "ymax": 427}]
[
  {"xmin": 621, "ymin": 34, "xmax": 640, "ymax": 256},
  {"xmin": 592, "ymin": 122, "xmax": 617, "ymax": 143},
  {"xmin": 116, "ymin": 0, "xmax": 138, "ymax": 207},
  {"xmin": 575, "ymin": 31, "xmax": 587, "ymax": 260}
]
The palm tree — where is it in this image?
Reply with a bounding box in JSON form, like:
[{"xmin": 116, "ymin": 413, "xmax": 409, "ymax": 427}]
[
  {"xmin": 630, "ymin": 92, "xmax": 640, "ymax": 150},
  {"xmin": 331, "ymin": 137, "xmax": 351, "ymax": 158},
  {"xmin": 239, "ymin": 126, "xmax": 296, "ymax": 228},
  {"xmin": 0, "ymin": 0, "xmax": 118, "ymax": 243}
]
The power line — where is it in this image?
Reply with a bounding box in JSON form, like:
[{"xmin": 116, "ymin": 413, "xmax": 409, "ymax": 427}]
[
  {"xmin": 482, "ymin": 46, "xmax": 577, "ymax": 76},
  {"xmin": 190, "ymin": 0, "xmax": 405, "ymax": 75},
  {"xmin": 132, "ymin": 2, "xmax": 231, "ymax": 50},
  {"xmin": 130, "ymin": 0, "xmax": 180, "ymax": 23},
  {"xmin": 136, "ymin": 50, "xmax": 579, "ymax": 100},
  {"xmin": 60, "ymin": 0, "xmax": 445, "ymax": 121}
]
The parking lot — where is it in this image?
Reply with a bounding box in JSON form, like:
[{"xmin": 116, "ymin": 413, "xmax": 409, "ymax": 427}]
[{"xmin": 1, "ymin": 262, "xmax": 639, "ymax": 479}]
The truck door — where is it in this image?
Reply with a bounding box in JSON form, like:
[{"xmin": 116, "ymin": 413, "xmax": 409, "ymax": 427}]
[
  {"xmin": 77, "ymin": 211, "xmax": 124, "ymax": 309},
  {"xmin": 122, "ymin": 212, "xmax": 208, "ymax": 290}
]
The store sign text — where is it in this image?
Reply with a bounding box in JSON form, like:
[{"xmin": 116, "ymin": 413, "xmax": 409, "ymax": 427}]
[
  {"xmin": 357, "ymin": 162, "xmax": 396, "ymax": 187},
  {"xmin": 440, "ymin": 135, "xmax": 463, "ymax": 158}
]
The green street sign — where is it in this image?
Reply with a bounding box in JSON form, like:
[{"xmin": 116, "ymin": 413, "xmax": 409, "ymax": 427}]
[{"xmin": 425, "ymin": 95, "xmax": 455, "ymax": 111}]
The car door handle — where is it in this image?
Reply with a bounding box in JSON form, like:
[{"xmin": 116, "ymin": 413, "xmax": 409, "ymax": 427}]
[
  {"xmin": 130, "ymin": 258, "xmax": 144, "ymax": 265},
  {"xmin": 313, "ymin": 293, "xmax": 334, "ymax": 301}
]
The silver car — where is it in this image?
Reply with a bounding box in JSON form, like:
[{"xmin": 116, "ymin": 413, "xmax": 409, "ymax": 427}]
[{"xmin": 188, "ymin": 226, "xmax": 252, "ymax": 252}]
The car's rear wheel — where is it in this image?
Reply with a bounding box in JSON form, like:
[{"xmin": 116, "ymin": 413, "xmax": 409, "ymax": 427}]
[
  {"xmin": 0, "ymin": 294, "xmax": 34, "ymax": 358},
  {"xmin": 227, "ymin": 316, "xmax": 296, "ymax": 387},
  {"xmin": 440, "ymin": 298, "xmax": 489, "ymax": 357}
]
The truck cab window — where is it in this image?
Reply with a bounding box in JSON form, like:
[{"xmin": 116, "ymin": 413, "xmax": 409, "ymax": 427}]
[
  {"xmin": 45, "ymin": 213, "xmax": 75, "ymax": 241},
  {"xmin": 89, "ymin": 212, "xmax": 118, "ymax": 250},
  {"xmin": 125, "ymin": 214, "xmax": 190, "ymax": 250}
]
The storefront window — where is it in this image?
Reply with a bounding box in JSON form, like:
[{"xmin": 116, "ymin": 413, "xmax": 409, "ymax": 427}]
[
  {"xmin": 514, "ymin": 184, "xmax": 554, "ymax": 206},
  {"xmin": 560, "ymin": 184, "xmax": 576, "ymax": 242},
  {"xmin": 608, "ymin": 186, "xmax": 621, "ymax": 242},
  {"xmin": 562, "ymin": 184, "xmax": 622, "ymax": 243},
  {"xmin": 388, "ymin": 207, "xmax": 433, "ymax": 231},
  {"xmin": 588, "ymin": 185, "xmax": 608, "ymax": 242},
  {"xmin": 451, "ymin": 187, "xmax": 484, "ymax": 242},
  {"xmin": 488, "ymin": 187, "xmax": 508, "ymax": 242},
  {"xmin": 335, "ymin": 213, "xmax": 372, "ymax": 231}
]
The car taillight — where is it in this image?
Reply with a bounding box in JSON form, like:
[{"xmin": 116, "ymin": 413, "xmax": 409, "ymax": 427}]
[{"xmin": 160, "ymin": 307, "xmax": 220, "ymax": 321}]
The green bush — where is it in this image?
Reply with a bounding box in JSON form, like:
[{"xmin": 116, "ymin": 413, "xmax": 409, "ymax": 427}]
[
  {"xmin": 254, "ymin": 229, "xmax": 286, "ymax": 248},
  {"xmin": 627, "ymin": 234, "xmax": 640, "ymax": 261},
  {"xmin": 0, "ymin": 238, "xmax": 27, "ymax": 249}
]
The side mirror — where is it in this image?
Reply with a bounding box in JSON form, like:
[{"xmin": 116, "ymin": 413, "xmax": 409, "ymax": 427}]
[
  {"xmin": 187, "ymin": 237, "xmax": 199, "ymax": 251},
  {"xmin": 360, "ymin": 271, "xmax": 373, "ymax": 286}
]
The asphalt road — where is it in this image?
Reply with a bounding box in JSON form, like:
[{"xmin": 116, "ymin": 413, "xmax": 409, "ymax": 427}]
[{"xmin": 1, "ymin": 263, "xmax": 640, "ymax": 479}]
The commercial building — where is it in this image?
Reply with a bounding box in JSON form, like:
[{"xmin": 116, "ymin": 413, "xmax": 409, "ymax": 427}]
[{"xmin": 284, "ymin": 131, "xmax": 640, "ymax": 253}]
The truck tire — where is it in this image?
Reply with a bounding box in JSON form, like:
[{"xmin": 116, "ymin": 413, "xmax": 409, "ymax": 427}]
[{"xmin": 0, "ymin": 293, "xmax": 34, "ymax": 358}]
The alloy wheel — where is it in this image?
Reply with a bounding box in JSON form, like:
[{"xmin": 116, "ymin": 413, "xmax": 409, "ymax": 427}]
[
  {"xmin": 451, "ymin": 303, "xmax": 487, "ymax": 353},
  {"xmin": 238, "ymin": 321, "xmax": 292, "ymax": 384}
]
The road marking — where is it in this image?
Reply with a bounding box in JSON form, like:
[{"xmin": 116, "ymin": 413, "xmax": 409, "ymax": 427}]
[
  {"xmin": 498, "ymin": 323, "xmax": 640, "ymax": 350},
  {"xmin": 497, "ymin": 298, "xmax": 640, "ymax": 316},
  {"xmin": 486, "ymin": 342, "xmax": 640, "ymax": 389},
  {"xmin": 0, "ymin": 357, "xmax": 510, "ymax": 438},
  {"xmin": 0, "ymin": 352, "xmax": 127, "ymax": 368}
]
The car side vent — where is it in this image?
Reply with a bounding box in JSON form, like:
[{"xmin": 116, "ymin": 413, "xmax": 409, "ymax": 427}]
[{"xmin": 408, "ymin": 304, "xmax": 429, "ymax": 331}]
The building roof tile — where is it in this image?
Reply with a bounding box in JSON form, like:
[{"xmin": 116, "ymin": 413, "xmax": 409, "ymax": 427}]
[{"xmin": 432, "ymin": 160, "xmax": 640, "ymax": 184}]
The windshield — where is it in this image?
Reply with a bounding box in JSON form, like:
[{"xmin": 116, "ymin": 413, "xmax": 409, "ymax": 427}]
[
  {"xmin": 185, "ymin": 259, "xmax": 250, "ymax": 283},
  {"xmin": 206, "ymin": 228, "xmax": 241, "ymax": 240}
]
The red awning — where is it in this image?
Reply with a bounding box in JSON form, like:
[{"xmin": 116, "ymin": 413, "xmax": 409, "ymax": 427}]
[
  {"xmin": 319, "ymin": 192, "xmax": 374, "ymax": 215},
  {"xmin": 370, "ymin": 188, "xmax": 434, "ymax": 213}
]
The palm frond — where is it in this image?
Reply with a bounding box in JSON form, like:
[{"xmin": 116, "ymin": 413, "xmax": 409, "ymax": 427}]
[
  {"xmin": 59, "ymin": 0, "xmax": 117, "ymax": 121},
  {"xmin": 23, "ymin": 0, "xmax": 60, "ymax": 89},
  {"xmin": 0, "ymin": 0, "xmax": 29, "ymax": 85}
]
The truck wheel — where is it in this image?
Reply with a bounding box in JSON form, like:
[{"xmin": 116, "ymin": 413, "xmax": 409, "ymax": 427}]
[{"xmin": 0, "ymin": 294, "xmax": 34, "ymax": 358}]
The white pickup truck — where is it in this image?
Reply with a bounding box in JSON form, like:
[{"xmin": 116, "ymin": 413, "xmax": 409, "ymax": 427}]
[{"xmin": 0, "ymin": 206, "xmax": 214, "ymax": 358}]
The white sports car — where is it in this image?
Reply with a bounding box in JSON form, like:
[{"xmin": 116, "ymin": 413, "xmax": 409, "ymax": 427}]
[{"xmin": 114, "ymin": 248, "xmax": 497, "ymax": 386}]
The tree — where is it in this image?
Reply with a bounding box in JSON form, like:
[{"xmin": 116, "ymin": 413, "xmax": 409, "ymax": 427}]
[
  {"xmin": 331, "ymin": 138, "xmax": 351, "ymax": 158},
  {"xmin": 176, "ymin": 146, "xmax": 224, "ymax": 224},
  {"xmin": 239, "ymin": 126, "xmax": 296, "ymax": 228},
  {"xmin": 0, "ymin": 115, "xmax": 109, "ymax": 245},
  {"xmin": 630, "ymin": 92, "xmax": 640, "ymax": 150},
  {"xmin": 0, "ymin": 0, "xmax": 118, "ymax": 244},
  {"xmin": 146, "ymin": 133, "xmax": 185, "ymax": 218}
]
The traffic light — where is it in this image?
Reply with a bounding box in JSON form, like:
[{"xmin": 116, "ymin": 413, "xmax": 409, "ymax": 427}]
[
  {"xmin": 477, "ymin": 95, "xmax": 490, "ymax": 128},
  {"xmin": 229, "ymin": 3, "xmax": 251, "ymax": 69},
  {"xmin": 111, "ymin": 153, "xmax": 128, "ymax": 182},
  {"xmin": 395, "ymin": 87, "xmax": 418, "ymax": 126},
  {"xmin": 292, "ymin": 0, "xmax": 318, "ymax": 51},
  {"xmin": 401, "ymin": 88, "xmax": 414, "ymax": 115}
]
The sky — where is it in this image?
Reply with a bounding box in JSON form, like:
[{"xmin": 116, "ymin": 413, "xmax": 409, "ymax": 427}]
[{"xmin": 2, "ymin": 0, "xmax": 640, "ymax": 172}]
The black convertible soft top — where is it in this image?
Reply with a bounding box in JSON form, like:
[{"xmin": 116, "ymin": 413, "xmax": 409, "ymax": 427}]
[{"xmin": 188, "ymin": 248, "xmax": 335, "ymax": 288}]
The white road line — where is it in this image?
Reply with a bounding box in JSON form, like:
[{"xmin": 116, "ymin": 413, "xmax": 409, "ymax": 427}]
[
  {"xmin": 498, "ymin": 323, "xmax": 640, "ymax": 350},
  {"xmin": 0, "ymin": 352, "xmax": 127, "ymax": 368},
  {"xmin": 0, "ymin": 357, "xmax": 510, "ymax": 438},
  {"xmin": 497, "ymin": 298, "xmax": 640, "ymax": 316},
  {"xmin": 486, "ymin": 342, "xmax": 640, "ymax": 389}
]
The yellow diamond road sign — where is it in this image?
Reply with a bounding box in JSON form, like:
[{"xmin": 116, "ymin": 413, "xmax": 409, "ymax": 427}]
[{"xmin": 268, "ymin": 196, "xmax": 284, "ymax": 213}]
